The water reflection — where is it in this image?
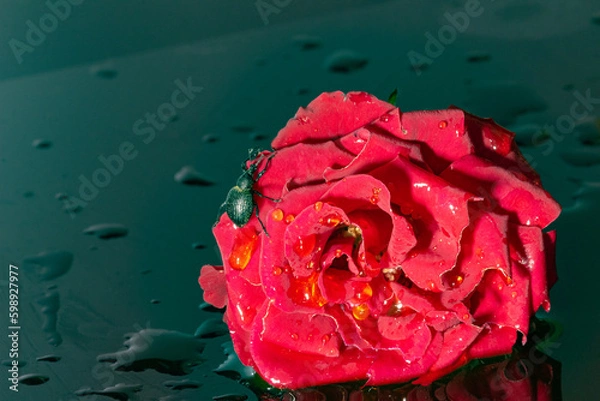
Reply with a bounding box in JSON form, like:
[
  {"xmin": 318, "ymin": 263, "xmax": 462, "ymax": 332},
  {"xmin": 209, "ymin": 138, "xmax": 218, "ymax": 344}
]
[{"xmin": 258, "ymin": 342, "xmax": 561, "ymax": 401}]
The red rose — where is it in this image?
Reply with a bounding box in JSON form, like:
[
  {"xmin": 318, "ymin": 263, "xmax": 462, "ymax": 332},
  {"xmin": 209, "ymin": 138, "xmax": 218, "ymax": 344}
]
[{"xmin": 199, "ymin": 91, "xmax": 560, "ymax": 389}]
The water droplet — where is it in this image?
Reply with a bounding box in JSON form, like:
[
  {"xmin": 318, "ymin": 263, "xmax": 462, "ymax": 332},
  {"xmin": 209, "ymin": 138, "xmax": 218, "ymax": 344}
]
[
  {"xmin": 228, "ymin": 227, "xmax": 258, "ymax": 270},
  {"xmin": 352, "ymin": 303, "xmax": 370, "ymax": 320},
  {"xmin": 321, "ymin": 333, "xmax": 331, "ymax": 345},
  {"xmin": 174, "ymin": 165, "xmax": 214, "ymax": 186},
  {"xmin": 23, "ymin": 250, "xmax": 73, "ymax": 281},
  {"xmin": 272, "ymin": 266, "xmax": 283, "ymax": 276},
  {"xmin": 150, "ymin": 299, "xmax": 161, "ymax": 304},
  {"xmin": 194, "ymin": 318, "xmax": 229, "ymax": 339},
  {"xmin": 351, "ymin": 283, "xmax": 373, "ymax": 303},
  {"xmin": 475, "ymin": 247, "xmax": 485, "ymax": 259},
  {"xmin": 32, "ymin": 138, "xmax": 52, "ymax": 149},
  {"xmin": 324, "ymin": 50, "xmax": 368, "ymax": 74},
  {"xmin": 561, "ymin": 148, "xmax": 600, "ymax": 167},
  {"xmin": 18, "ymin": 374, "xmax": 49, "ymax": 386},
  {"xmin": 83, "ymin": 223, "xmax": 128, "ymax": 239},
  {"xmin": 314, "ymin": 201, "xmax": 324, "ymax": 211},
  {"xmin": 202, "ymin": 133, "xmax": 219, "ymax": 143},
  {"xmin": 292, "ymin": 34, "xmax": 322, "ymax": 50},
  {"xmin": 288, "ymin": 272, "xmax": 327, "ymax": 308},
  {"xmin": 97, "ymin": 329, "xmax": 205, "ymax": 375},
  {"xmin": 334, "ymin": 248, "xmax": 343, "ymax": 258},
  {"xmin": 380, "ymin": 114, "xmax": 390, "ymax": 122},
  {"xmin": 163, "ymin": 379, "xmax": 202, "ymax": 390},
  {"xmin": 75, "ymin": 383, "xmax": 143, "ymax": 399},
  {"xmin": 231, "ymin": 124, "xmax": 255, "ymax": 133},
  {"xmin": 285, "ymin": 214, "xmax": 295, "ymax": 224},
  {"xmin": 511, "ymin": 291, "xmax": 518, "ymax": 298},
  {"xmin": 293, "ymin": 234, "xmax": 317, "ymax": 258},
  {"xmin": 90, "ymin": 63, "xmax": 118, "ymax": 79},
  {"xmin": 250, "ymin": 132, "xmax": 268, "ymax": 141},
  {"xmin": 319, "ymin": 213, "xmax": 342, "ymax": 227},
  {"xmin": 438, "ymin": 120, "xmax": 448, "ymax": 129},
  {"xmin": 36, "ymin": 354, "xmax": 61, "ymax": 363},
  {"xmin": 37, "ymin": 290, "xmax": 62, "ymax": 346},
  {"xmin": 271, "ymin": 208, "xmax": 284, "ymax": 222},
  {"xmin": 466, "ymin": 51, "xmax": 491, "ymax": 63},
  {"xmin": 290, "ymin": 333, "xmax": 299, "ymax": 340}
]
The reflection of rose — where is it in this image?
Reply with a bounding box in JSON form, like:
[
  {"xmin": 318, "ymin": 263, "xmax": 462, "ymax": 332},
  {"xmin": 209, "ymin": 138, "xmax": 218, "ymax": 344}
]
[
  {"xmin": 265, "ymin": 346, "xmax": 560, "ymax": 400},
  {"xmin": 199, "ymin": 91, "xmax": 561, "ymax": 388}
]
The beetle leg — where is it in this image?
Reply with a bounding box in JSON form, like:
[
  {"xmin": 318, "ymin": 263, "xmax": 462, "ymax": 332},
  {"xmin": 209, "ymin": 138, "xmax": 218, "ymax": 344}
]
[
  {"xmin": 253, "ymin": 190, "xmax": 281, "ymax": 203},
  {"xmin": 256, "ymin": 151, "xmax": 276, "ymax": 180},
  {"xmin": 254, "ymin": 203, "xmax": 270, "ymax": 238}
]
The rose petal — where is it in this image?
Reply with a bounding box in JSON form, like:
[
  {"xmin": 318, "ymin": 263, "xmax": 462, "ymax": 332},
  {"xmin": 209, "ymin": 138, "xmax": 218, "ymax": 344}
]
[
  {"xmin": 427, "ymin": 323, "xmax": 481, "ymax": 373},
  {"xmin": 544, "ymin": 231, "xmax": 558, "ymax": 290},
  {"xmin": 366, "ymin": 331, "xmax": 443, "ymax": 386},
  {"xmin": 272, "ymin": 91, "xmax": 395, "ymax": 150},
  {"xmin": 250, "ymin": 303, "xmax": 372, "ymax": 389},
  {"xmin": 509, "ymin": 224, "xmax": 551, "ymax": 313},
  {"xmin": 441, "ymin": 211, "xmax": 510, "ymax": 307},
  {"xmin": 198, "ymin": 265, "xmax": 227, "ymax": 309},
  {"xmin": 467, "ymin": 325, "xmax": 517, "ymax": 360},
  {"xmin": 377, "ymin": 313, "xmax": 432, "ymax": 362},
  {"xmin": 470, "ymin": 264, "xmax": 531, "ymax": 336},
  {"xmin": 259, "ymin": 305, "xmax": 341, "ymax": 357},
  {"xmin": 399, "ymin": 108, "xmax": 471, "ymax": 173},
  {"xmin": 441, "ymin": 154, "xmax": 561, "ymax": 228},
  {"xmin": 370, "ymin": 156, "xmax": 474, "ymax": 291}
]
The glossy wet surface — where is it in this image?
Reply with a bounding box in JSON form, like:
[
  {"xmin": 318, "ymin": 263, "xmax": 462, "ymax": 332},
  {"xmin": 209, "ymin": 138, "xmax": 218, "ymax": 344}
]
[{"xmin": 1, "ymin": 1, "xmax": 599, "ymax": 400}]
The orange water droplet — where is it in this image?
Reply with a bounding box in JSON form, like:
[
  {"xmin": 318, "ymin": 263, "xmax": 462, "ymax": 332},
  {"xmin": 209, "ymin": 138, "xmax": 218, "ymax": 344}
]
[
  {"xmin": 352, "ymin": 303, "xmax": 370, "ymax": 320},
  {"xmin": 497, "ymin": 284, "xmax": 504, "ymax": 291},
  {"xmin": 271, "ymin": 208, "xmax": 284, "ymax": 222},
  {"xmin": 450, "ymin": 274, "xmax": 464, "ymax": 288},
  {"xmin": 438, "ymin": 120, "xmax": 448, "ymax": 129},
  {"xmin": 291, "ymin": 333, "xmax": 299, "ymax": 340},
  {"xmin": 369, "ymin": 196, "xmax": 379, "ymax": 204},
  {"xmin": 334, "ymin": 248, "xmax": 343, "ymax": 258},
  {"xmin": 314, "ymin": 201, "xmax": 324, "ymax": 211},
  {"xmin": 228, "ymin": 228, "xmax": 258, "ymax": 270},
  {"xmin": 293, "ymin": 234, "xmax": 317, "ymax": 258},
  {"xmin": 288, "ymin": 272, "xmax": 327, "ymax": 308},
  {"xmin": 320, "ymin": 213, "xmax": 342, "ymax": 227},
  {"xmin": 285, "ymin": 214, "xmax": 295, "ymax": 224},
  {"xmin": 352, "ymin": 283, "xmax": 373, "ymax": 303},
  {"xmin": 358, "ymin": 252, "xmax": 366, "ymax": 262},
  {"xmin": 511, "ymin": 291, "xmax": 518, "ymax": 298},
  {"xmin": 321, "ymin": 333, "xmax": 331, "ymax": 345},
  {"xmin": 427, "ymin": 281, "xmax": 437, "ymax": 291},
  {"xmin": 475, "ymin": 247, "xmax": 485, "ymax": 260},
  {"xmin": 272, "ymin": 266, "xmax": 283, "ymax": 276},
  {"xmin": 463, "ymin": 313, "xmax": 470, "ymax": 321},
  {"xmin": 306, "ymin": 261, "xmax": 315, "ymax": 270}
]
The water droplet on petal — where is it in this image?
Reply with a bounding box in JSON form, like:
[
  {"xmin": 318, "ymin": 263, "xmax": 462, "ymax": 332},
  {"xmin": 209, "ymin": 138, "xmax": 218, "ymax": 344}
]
[
  {"xmin": 228, "ymin": 228, "xmax": 258, "ymax": 270},
  {"xmin": 438, "ymin": 120, "xmax": 448, "ymax": 129},
  {"xmin": 293, "ymin": 234, "xmax": 317, "ymax": 258},
  {"xmin": 273, "ymin": 266, "xmax": 283, "ymax": 276},
  {"xmin": 352, "ymin": 303, "xmax": 370, "ymax": 320},
  {"xmin": 285, "ymin": 214, "xmax": 295, "ymax": 224},
  {"xmin": 314, "ymin": 201, "xmax": 323, "ymax": 211},
  {"xmin": 290, "ymin": 333, "xmax": 299, "ymax": 340},
  {"xmin": 271, "ymin": 208, "xmax": 284, "ymax": 222}
]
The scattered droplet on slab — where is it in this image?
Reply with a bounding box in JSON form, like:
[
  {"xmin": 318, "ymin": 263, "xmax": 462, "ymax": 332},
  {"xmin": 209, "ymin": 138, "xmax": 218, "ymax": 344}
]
[
  {"xmin": 37, "ymin": 354, "xmax": 61, "ymax": 363},
  {"xmin": 19, "ymin": 374, "xmax": 49, "ymax": 386},
  {"xmin": 90, "ymin": 62, "xmax": 118, "ymax": 79},
  {"xmin": 150, "ymin": 299, "xmax": 161, "ymax": 304},
  {"xmin": 192, "ymin": 242, "xmax": 206, "ymax": 250},
  {"xmin": 174, "ymin": 166, "xmax": 214, "ymax": 186},
  {"xmin": 324, "ymin": 50, "xmax": 368, "ymax": 73},
  {"xmin": 574, "ymin": 118, "xmax": 600, "ymax": 145},
  {"xmin": 512, "ymin": 124, "xmax": 548, "ymax": 147},
  {"xmin": 292, "ymin": 34, "xmax": 323, "ymax": 50},
  {"xmin": 296, "ymin": 88, "xmax": 310, "ymax": 95},
  {"xmin": 466, "ymin": 51, "xmax": 491, "ymax": 63},
  {"xmin": 97, "ymin": 329, "xmax": 205, "ymax": 375},
  {"xmin": 75, "ymin": 383, "xmax": 143, "ymax": 400},
  {"xmin": 194, "ymin": 318, "xmax": 229, "ymax": 339},
  {"xmin": 55, "ymin": 192, "xmax": 68, "ymax": 200},
  {"xmin": 202, "ymin": 133, "xmax": 219, "ymax": 143},
  {"xmin": 37, "ymin": 290, "xmax": 62, "ymax": 346},
  {"xmin": 250, "ymin": 132, "xmax": 268, "ymax": 141},
  {"xmin": 591, "ymin": 12, "xmax": 600, "ymax": 25},
  {"xmin": 214, "ymin": 341, "xmax": 255, "ymax": 381},
  {"xmin": 83, "ymin": 223, "xmax": 129, "ymax": 239},
  {"xmin": 1, "ymin": 359, "xmax": 26, "ymax": 367},
  {"xmin": 32, "ymin": 138, "xmax": 52, "ymax": 149},
  {"xmin": 23, "ymin": 250, "xmax": 73, "ymax": 281},
  {"xmin": 163, "ymin": 379, "xmax": 202, "ymax": 390},
  {"xmin": 23, "ymin": 191, "xmax": 34, "ymax": 198}
]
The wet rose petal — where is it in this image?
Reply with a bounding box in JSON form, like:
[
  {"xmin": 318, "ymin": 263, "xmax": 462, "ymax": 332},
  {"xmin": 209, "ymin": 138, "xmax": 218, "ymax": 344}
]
[{"xmin": 199, "ymin": 265, "xmax": 227, "ymax": 309}]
